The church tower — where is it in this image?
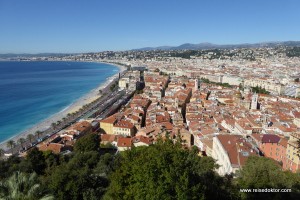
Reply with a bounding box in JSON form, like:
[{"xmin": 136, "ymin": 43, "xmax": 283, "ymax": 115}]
[
  {"xmin": 194, "ymin": 78, "xmax": 200, "ymax": 91},
  {"xmin": 251, "ymin": 93, "xmax": 258, "ymax": 110}
]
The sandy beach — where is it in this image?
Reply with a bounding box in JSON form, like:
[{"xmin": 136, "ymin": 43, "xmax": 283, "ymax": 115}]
[{"xmin": 0, "ymin": 61, "xmax": 127, "ymax": 151}]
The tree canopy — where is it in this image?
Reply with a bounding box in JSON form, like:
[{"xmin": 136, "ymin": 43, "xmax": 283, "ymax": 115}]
[
  {"xmin": 251, "ymin": 86, "xmax": 270, "ymax": 94},
  {"xmin": 46, "ymin": 151, "xmax": 109, "ymax": 200},
  {"xmin": 26, "ymin": 147, "xmax": 46, "ymax": 174},
  {"xmin": 0, "ymin": 171, "xmax": 54, "ymax": 200},
  {"xmin": 237, "ymin": 156, "xmax": 300, "ymax": 200},
  {"xmin": 104, "ymin": 139, "xmax": 234, "ymax": 200},
  {"xmin": 0, "ymin": 139, "xmax": 299, "ymax": 200},
  {"xmin": 74, "ymin": 133, "xmax": 100, "ymax": 153}
]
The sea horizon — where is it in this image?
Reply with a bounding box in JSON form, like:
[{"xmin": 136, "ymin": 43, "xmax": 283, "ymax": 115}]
[{"xmin": 0, "ymin": 61, "xmax": 120, "ymax": 144}]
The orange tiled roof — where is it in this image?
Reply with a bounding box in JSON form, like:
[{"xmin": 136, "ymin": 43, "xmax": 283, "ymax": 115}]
[
  {"xmin": 133, "ymin": 135, "xmax": 153, "ymax": 145},
  {"xmin": 38, "ymin": 143, "xmax": 64, "ymax": 154},
  {"xmin": 217, "ymin": 135, "xmax": 257, "ymax": 166},
  {"xmin": 100, "ymin": 114, "xmax": 119, "ymax": 124},
  {"xmin": 114, "ymin": 120, "xmax": 135, "ymax": 129},
  {"xmin": 117, "ymin": 137, "xmax": 132, "ymax": 147}
]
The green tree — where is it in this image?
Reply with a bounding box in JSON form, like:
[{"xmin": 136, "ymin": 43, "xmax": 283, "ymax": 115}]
[
  {"xmin": 17, "ymin": 137, "xmax": 26, "ymax": 148},
  {"xmin": 27, "ymin": 134, "xmax": 35, "ymax": 143},
  {"xmin": 26, "ymin": 147, "xmax": 46, "ymax": 175},
  {"xmin": 201, "ymin": 78, "xmax": 210, "ymax": 83},
  {"xmin": 43, "ymin": 151, "xmax": 61, "ymax": 174},
  {"xmin": 0, "ymin": 156, "xmax": 22, "ymax": 179},
  {"xmin": 47, "ymin": 151, "xmax": 108, "ymax": 200},
  {"xmin": 51, "ymin": 123, "xmax": 56, "ymax": 129},
  {"xmin": 74, "ymin": 133, "xmax": 100, "ymax": 153},
  {"xmin": 93, "ymin": 153, "xmax": 115, "ymax": 177},
  {"xmin": 35, "ymin": 131, "xmax": 42, "ymax": 139},
  {"xmin": 251, "ymin": 86, "xmax": 270, "ymax": 94},
  {"xmin": 0, "ymin": 148, "xmax": 4, "ymax": 157},
  {"xmin": 239, "ymin": 83, "xmax": 244, "ymax": 91},
  {"xmin": 237, "ymin": 156, "xmax": 300, "ymax": 200},
  {"xmin": 104, "ymin": 139, "xmax": 234, "ymax": 200},
  {"xmin": 0, "ymin": 171, "xmax": 54, "ymax": 200},
  {"xmin": 6, "ymin": 140, "xmax": 15, "ymax": 151}
]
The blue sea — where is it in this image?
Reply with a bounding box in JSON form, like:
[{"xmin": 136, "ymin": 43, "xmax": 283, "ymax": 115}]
[{"xmin": 0, "ymin": 61, "xmax": 119, "ymax": 143}]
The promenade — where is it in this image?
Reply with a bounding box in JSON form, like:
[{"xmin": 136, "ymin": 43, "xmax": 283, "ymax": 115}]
[{"xmin": 0, "ymin": 62, "xmax": 127, "ymax": 154}]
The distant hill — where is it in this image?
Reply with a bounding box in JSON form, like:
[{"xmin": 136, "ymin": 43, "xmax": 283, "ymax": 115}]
[{"xmin": 132, "ymin": 41, "xmax": 300, "ymax": 51}]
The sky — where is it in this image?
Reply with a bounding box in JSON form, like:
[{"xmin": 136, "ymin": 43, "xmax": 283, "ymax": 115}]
[{"xmin": 0, "ymin": 0, "xmax": 300, "ymax": 53}]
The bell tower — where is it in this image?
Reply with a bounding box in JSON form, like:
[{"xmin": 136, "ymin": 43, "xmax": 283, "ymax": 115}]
[
  {"xmin": 251, "ymin": 93, "xmax": 258, "ymax": 110},
  {"xmin": 195, "ymin": 78, "xmax": 200, "ymax": 91}
]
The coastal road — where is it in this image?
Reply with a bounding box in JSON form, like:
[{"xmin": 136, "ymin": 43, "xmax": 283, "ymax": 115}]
[{"xmin": 3, "ymin": 69, "xmax": 129, "ymax": 156}]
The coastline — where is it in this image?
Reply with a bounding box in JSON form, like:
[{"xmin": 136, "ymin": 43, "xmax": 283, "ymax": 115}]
[{"xmin": 0, "ymin": 60, "xmax": 127, "ymax": 151}]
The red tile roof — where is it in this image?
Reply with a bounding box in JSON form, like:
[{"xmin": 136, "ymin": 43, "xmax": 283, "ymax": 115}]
[
  {"xmin": 114, "ymin": 120, "xmax": 135, "ymax": 129},
  {"xmin": 38, "ymin": 143, "xmax": 64, "ymax": 154},
  {"xmin": 133, "ymin": 135, "xmax": 153, "ymax": 145},
  {"xmin": 117, "ymin": 137, "xmax": 133, "ymax": 147},
  {"xmin": 101, "ymin": 134, "xmax": 118, "ymax": 142},
  {"xmin": 217, "ymin": 135, "xmax": 257, "ymax": 166},
  {"xmin": 100, "ymin": 113, "xmax": 119, "ymax": 124}
]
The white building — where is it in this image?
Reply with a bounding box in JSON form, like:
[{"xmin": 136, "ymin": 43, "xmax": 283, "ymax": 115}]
[
  {"xmin": 212, "ymin": 135, "xmax": 257, "ymax": 176},
  {"xmin": 222, "ymin": 75, "xmax": 243, "ymax": 86}
]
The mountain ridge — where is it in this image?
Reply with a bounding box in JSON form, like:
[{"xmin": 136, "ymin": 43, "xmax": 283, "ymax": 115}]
[{"xmin": 132, "ymin": 41, "xmax": 300, "ymax": 51}]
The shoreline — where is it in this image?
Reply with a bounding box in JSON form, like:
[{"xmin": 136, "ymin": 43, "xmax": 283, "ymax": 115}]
[{"xmin": 0, "ymin": 60, "xmax": 127, "ymax": 150}]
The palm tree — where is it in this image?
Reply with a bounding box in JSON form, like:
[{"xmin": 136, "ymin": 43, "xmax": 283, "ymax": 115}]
[
  {"xmin": 0, "ymin": 171, "xmax": 54, "ymax": 200},
  {"xmin": 27, "ymin": 134, "xmax": 35, "ymax": 143},
  {"xmin": 51, "ymin": 122, "xmax": 56, "ymax": 129},
  {"xmin": 6, "ymin": 140, "xmax": 15, "ymax": 150},
  {"xmin": 35, "ymin": 131, "xmax": 42, "ymax": 139},
  {"xmin": 17, "ymin": 137, "xmax": 26, "ymax": 148},
  {"xmin": 70, "ymin": 112, "xmax": 75, "ymax": 119},
  {"xmin": 0, "ymin": 148, "xmax": 4, "ymax": 157}
]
